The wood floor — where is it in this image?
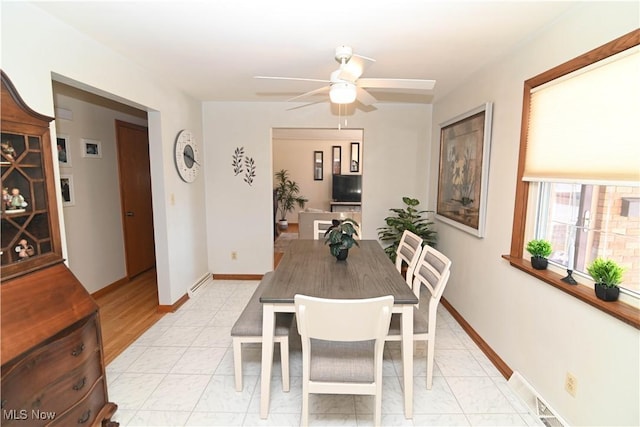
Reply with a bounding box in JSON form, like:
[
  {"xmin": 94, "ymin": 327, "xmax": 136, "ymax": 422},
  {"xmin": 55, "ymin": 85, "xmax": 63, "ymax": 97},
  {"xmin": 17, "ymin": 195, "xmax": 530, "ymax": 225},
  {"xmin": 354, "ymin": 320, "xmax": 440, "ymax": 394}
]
[
  {"xmin": 96, "ymin": 225, "xmax": 298, "ymax": 364},
  {"xmin": 94, "ymin": 268, "xmax": 163, "ymax": 365}
]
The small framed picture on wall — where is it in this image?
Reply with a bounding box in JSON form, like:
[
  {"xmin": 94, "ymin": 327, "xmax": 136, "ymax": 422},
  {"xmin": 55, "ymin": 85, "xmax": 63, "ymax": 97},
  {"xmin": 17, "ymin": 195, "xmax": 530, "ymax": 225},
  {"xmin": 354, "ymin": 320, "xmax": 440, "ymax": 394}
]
[
  {"xmin": 60, "ymin": 174, "xmax": 75, "ymax": 207},
  {"xmin": 81, "ymin": 138, "xmax": 102, "ymax": 158},
  {"xmin": 57, "ymin": 135, "xmax": 71, "ymax": 167}
]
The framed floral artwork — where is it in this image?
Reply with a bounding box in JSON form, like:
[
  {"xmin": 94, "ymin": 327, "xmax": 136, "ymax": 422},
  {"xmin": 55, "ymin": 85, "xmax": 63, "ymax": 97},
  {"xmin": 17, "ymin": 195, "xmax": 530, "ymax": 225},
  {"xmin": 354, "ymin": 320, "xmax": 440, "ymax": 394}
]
[{"xmin": 436, "ymin": 102, "xmax": 493, "ymax": 237}]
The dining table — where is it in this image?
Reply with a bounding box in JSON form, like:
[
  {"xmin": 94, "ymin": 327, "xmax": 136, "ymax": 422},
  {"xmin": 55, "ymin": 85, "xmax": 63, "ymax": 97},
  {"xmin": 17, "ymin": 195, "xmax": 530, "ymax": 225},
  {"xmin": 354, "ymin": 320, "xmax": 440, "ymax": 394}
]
[{"xmin": 259, "ymin": 239, "xmax": 419, "ymax": 419}]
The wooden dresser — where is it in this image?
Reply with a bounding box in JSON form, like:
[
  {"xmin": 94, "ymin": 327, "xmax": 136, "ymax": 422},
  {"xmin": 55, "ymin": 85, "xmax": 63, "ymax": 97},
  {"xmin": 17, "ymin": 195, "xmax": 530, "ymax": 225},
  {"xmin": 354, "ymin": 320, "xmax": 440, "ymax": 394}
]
[
  {"xmin": 1, "ymin": 264, "xmax": 117, "ymax": 426},
  {"xmin": 1, "ymin": 70, "xmax": 118, "ymax": 426}
]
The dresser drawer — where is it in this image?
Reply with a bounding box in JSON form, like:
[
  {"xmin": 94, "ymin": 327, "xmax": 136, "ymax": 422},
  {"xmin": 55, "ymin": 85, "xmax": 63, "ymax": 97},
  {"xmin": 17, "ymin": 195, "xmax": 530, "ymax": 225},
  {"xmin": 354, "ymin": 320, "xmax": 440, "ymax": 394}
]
[
  {"xmin": 1, "ymin": 316, "xmax": 100, "ymax": 413},
  {"xmin": 2, "ymin": 351, "xmax": 103, "ymax": 419},
  {"xmin": 48, "ymin": 379, "xmax": 107, "ymax": 427}
]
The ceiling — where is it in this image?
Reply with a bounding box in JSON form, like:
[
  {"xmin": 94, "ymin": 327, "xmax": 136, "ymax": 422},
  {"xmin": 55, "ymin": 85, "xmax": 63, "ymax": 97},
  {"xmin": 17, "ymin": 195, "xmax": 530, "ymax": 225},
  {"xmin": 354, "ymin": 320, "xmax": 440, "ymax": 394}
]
[{"xmin": 34, "ymin": 1, "xmax": 580, "ymax": 105}]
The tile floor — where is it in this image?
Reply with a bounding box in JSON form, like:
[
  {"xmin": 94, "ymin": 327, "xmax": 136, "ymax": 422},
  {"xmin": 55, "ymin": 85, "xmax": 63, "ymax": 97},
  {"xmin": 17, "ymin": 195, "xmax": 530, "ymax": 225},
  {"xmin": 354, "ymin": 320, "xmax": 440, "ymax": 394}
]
[{"xmin": 106, "ymin": 279, "xmax": 541, "ymax": 426}]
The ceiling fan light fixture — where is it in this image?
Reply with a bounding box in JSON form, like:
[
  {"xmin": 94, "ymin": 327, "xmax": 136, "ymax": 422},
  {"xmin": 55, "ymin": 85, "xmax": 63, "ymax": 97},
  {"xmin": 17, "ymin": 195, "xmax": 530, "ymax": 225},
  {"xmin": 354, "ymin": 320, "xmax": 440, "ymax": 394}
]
[{"xmin": 329, "ymin": 82, "xmax": 357, "ymax": 104}]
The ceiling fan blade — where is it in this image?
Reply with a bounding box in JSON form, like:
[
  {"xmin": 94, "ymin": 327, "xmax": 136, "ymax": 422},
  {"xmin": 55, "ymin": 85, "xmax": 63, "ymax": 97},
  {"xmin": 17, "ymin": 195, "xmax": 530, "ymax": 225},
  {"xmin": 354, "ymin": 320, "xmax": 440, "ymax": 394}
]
[
  {"xmin": 286, "ymin": 99, "xmax": 327, "ymax": 111},
  {"xmin": 338, "ymin": 54, "xmax": 376, "ymax": 82},
  {"xmin": 358, "ymin": 78, "xmax": 436, "ymax": 91},
  {"xmin": 254, "ymin": 76, "xmax": 329, "ymax": 84},
  {"xmin": 356, "ymin": 87, "xmax": 377, "ymax": 106},
  {"xmin": 287, "ymin": 85, "xmax": 330, "ymax": 102}
]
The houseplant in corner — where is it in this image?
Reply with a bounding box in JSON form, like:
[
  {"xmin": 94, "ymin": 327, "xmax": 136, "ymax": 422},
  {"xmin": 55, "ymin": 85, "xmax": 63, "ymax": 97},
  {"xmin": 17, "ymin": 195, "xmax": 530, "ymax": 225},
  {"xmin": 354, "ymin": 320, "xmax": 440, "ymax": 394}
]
[
  {"xmin": 377, "ymin": 196, "xmax": 437, "ymax": 262},
  {"xmin": 586, "ymin": 257, "xmax": 624, "ymax": 302},
  {"xmin": 324, "ymin": 218, "xmax": 359, "ymax": 261},
  {"xmin": 525, "ymin": 239, "xmax": 553, "ymax": 270},
  {"xmin": 274, "ymin": 169, "xmax": 307, "ymax": 230}
]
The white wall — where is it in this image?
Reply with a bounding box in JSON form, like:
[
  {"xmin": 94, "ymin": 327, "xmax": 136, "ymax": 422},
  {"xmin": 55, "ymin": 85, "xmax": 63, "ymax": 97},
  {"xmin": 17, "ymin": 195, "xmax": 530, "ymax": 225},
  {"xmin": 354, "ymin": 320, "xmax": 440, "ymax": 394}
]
[
  {"xmin": 203, "ymin": 102, "xmax": 431, "ymax": 274},
  {"xmin": 54, "ymin": 93, "xmax": 148, "ymax": 293},
  {"xmin": 1, "ymin": 2, "xmax": 208, "ymax": 305},
  {"xmin": 429, "ymin": 3, "xmax": 639, "ymax": 426}
]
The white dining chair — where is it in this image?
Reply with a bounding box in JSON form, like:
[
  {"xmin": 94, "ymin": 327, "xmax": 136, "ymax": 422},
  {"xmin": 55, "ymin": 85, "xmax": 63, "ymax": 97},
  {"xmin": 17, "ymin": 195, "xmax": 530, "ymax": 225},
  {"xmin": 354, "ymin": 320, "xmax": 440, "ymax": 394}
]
[
  {"xmin": 386, "ymin": 244, "xmax": 452, "ymax": 389},
  {"xmin": 312, "ymin": 219, "xmax": 334, "ymax": 240},
  {"xmin": 294, "ymin": 294, "xmax": 394, "ymax": 427},
  {"xmin": 395, "ymin": 230, "xmax": 424, "ymax": 286}
]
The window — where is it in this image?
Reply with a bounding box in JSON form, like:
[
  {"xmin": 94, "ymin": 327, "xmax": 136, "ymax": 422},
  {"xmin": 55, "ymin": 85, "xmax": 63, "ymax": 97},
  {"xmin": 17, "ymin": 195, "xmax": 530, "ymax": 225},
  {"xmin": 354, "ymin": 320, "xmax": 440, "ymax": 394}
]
[
  {"xmin": 532, "ymin": 182, "xmax": 639, "ymax": 296},
  {"xmin": 508, "ymin": 29, "xmax": 640, "ymax": 327}
]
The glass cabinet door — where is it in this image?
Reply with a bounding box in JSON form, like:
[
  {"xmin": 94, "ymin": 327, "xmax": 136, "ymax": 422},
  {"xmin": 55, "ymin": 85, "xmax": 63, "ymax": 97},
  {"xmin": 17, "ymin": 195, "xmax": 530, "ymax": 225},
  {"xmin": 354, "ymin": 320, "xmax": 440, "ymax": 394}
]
[{"xmin": 1, "ymin": 71, "xmax": 62, "ymax": 280}]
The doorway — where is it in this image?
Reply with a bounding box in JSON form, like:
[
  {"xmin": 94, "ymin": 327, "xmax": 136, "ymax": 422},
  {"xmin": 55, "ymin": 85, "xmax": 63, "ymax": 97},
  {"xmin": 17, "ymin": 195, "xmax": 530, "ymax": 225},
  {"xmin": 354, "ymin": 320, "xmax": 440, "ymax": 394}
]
[
  {"xmin": 272, "ymin": 128, "xmax": 364, "ymax": 229},
  {"xmin": 52, "ymin": 80, "xmax": 154, "ymax": 290}
]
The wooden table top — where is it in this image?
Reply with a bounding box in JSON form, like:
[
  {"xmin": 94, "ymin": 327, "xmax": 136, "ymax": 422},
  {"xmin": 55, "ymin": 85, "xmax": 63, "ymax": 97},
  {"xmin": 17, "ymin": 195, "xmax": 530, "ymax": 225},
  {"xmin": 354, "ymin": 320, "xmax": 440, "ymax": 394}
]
[{"xmin": 260, "ymin": 240, "xmax": 419, "ymax": 305}]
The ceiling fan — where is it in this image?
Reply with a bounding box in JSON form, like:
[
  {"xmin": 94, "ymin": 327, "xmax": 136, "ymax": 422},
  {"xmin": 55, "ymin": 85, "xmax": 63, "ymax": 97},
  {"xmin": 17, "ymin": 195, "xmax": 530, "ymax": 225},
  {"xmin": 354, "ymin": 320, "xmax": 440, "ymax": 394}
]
[{"xmin": 255, "ymin": 46, "xmax": 436, "ymax": 106}]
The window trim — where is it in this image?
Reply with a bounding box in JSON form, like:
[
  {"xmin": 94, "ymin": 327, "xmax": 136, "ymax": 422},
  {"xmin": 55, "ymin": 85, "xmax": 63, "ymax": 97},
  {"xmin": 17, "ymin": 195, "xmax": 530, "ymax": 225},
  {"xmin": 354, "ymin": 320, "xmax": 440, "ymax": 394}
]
[{"xmin": 507, "ymin": 29, "xmax": 640, "ymax": 330}]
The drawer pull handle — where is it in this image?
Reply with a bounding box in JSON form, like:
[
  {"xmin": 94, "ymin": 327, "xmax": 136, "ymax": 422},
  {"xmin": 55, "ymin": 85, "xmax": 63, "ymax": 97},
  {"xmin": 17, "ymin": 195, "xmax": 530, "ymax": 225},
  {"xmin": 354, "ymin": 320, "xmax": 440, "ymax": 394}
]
[
  {"xmin": 71, "ymin": 343, "xmax": 85, "ymax": 357},
  {"xmin": 72, "ymin": 377, "xmax": 87, "ymax": 391},
  {"xmin": 78, "ymin": 409, "xmax": 91, "ymax": 424}
]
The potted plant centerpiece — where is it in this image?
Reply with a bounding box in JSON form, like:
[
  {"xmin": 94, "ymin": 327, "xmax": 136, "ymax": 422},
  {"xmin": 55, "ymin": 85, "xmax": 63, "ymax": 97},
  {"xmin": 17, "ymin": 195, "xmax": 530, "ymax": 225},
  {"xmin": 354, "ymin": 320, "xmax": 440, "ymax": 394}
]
[
  {"xmin": 274, "ymin": 169, "xmax": 307, "ymax": 230},
  {"xmin": 526, "ymin": 239, "xmax": 553, "ymax": 270},
  {"xmin": 324, "ymin": 218, "xmax": 359, "ymax": 261},
  {"xmin": 586, "ymin": 257, "xmax": 624, "ymax": 302}
]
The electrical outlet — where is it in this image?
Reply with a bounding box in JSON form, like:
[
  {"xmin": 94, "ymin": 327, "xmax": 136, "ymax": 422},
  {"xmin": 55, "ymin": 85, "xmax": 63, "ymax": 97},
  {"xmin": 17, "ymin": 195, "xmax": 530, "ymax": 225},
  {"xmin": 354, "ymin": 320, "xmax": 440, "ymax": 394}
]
[
  {"xmin": 565, "ymin": 372, "xmax": 577, "ymax": 397},
  {"xmin": 231, "ymin": 251, "xmax": 238, "ymax": 260}
]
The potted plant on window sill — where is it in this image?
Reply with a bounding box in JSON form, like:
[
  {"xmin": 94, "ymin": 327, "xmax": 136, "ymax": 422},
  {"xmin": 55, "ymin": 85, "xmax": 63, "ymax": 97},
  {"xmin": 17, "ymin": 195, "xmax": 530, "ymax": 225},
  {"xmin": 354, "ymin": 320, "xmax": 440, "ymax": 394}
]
[
  {"xmin": 526, "ymin": 239, "xmax": 552, "ymax": 270},
  {"xmin": 274, "ymin": 169, "xmax": 307, "ymax": 230},
  {"xmin": 324, "ymin": 218, "xmax": 359, "ymax": 261},
  {"xmin": 586, "ymin": 257, "xmax": 624, "ymax": 302}
]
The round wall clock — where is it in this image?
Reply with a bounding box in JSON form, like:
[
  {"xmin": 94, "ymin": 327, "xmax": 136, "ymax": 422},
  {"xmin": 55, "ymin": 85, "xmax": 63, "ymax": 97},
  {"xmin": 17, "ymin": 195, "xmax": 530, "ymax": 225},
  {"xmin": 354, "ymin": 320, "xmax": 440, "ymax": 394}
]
[{"xmin": 174, "ymin": 129, "xmax": 201, "ymax": 182}]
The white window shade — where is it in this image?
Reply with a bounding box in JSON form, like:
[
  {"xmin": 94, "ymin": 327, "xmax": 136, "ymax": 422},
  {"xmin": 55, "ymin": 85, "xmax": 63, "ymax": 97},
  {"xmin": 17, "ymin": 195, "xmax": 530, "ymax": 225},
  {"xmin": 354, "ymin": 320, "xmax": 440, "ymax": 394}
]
[{"xmin": 523, "ymin": 48, "xmax": 640, "ymax": 185}]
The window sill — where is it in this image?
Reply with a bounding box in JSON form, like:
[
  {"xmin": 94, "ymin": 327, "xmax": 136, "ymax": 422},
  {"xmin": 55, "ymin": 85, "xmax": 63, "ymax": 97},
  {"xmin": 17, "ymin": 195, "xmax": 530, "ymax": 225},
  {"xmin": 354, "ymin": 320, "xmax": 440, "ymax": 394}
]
[{"xmin": 502, "ymin": 255, "xmax": 640, "ymax": 330}]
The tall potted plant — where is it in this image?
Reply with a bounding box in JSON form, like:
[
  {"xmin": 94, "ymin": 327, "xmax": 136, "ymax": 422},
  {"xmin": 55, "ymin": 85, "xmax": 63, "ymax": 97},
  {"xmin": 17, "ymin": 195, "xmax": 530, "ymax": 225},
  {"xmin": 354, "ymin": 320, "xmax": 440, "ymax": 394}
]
[
  {"xmin": 274, "ymin": 169, "xmax": 307, "ymax": 230},
  {"xmin": 377, "ymin": 197, "xmax": 437, "ymax": 262},
  {"xmin": 586, "ymin": 258, "xmax": 624, "ymax": 301}
]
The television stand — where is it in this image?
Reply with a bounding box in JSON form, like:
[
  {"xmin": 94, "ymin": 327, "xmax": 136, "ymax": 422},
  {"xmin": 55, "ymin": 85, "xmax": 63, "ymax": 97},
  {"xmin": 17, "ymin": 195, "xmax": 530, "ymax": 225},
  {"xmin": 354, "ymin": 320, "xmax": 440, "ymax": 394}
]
[{"xmin": 330, "ymin": 202, "xmax": 362, "ymax": 213}]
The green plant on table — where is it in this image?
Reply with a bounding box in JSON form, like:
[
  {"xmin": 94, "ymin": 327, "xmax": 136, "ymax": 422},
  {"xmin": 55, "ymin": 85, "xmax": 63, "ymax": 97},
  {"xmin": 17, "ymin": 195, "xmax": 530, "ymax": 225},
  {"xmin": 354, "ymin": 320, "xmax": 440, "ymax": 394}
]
[{"xmin": 324, "ymin": 219, "xmax": 359, "ymax": 257}]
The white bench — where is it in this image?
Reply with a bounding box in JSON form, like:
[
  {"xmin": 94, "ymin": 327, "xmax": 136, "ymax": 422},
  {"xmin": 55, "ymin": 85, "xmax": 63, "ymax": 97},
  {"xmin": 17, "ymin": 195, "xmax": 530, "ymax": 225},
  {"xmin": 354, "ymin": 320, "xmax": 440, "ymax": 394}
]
[{"xmin": 230, "ymin": 272, "xmax": 293, "ymax": 392}]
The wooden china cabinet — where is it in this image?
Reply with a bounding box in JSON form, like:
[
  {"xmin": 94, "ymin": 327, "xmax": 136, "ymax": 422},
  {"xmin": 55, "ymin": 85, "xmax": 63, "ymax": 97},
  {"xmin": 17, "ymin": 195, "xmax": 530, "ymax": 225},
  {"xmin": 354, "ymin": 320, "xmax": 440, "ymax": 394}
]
[{"xmin": 1, "ymin": 71, "xmax": 118, "ymax": 426}]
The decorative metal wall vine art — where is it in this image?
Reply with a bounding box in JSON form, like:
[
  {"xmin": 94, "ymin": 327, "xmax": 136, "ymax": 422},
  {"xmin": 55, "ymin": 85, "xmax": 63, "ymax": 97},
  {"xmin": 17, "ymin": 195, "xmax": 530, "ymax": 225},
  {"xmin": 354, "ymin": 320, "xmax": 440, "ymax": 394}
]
[{"xmin": 231, "ymin": 146, "xmax": 257, "ymax": 186}]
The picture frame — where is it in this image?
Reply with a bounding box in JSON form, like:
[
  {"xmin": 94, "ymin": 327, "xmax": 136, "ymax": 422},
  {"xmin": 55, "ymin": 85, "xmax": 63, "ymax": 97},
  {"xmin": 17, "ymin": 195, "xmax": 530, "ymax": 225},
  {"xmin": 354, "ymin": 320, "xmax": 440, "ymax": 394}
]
[
  {"xmin": 56, "ymin": 134, "xmax": 71, "ymax": 167},
  {"xmin": 60, "ymin": 174, "xmax": 75, "ymax": 207},
  {"xmin": 350, "ymin": 142, "xmax": 360, "ymax": 172},
  {"xmin": 436, "ymin": 102, "xmax": 493, "ymax": 238},
  {"xmin": 332, "ymin": 146, "xmax": 341, "ymax": 174},
  {"xmin": 81, "ymin": 138, "xmax": 102, "ymax": 158},
  {"xmin": 314, "ymin": 151, "xmax": 323, "ymax": 181}
]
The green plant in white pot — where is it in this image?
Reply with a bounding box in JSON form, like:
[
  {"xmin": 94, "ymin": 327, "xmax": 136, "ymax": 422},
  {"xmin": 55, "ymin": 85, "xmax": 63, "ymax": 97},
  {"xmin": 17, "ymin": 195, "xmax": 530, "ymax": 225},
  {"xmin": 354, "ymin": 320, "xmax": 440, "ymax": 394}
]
[
  {"xmin": 274, "ymin": 169, "xmax": 307, "ymax": 230},
  {"xmin": 586, "ymin": 257, "xmax": 624, "ymax": 302},
  {"xmin": 525, "ymin": 239, "xmax": 552, "ymax": 270}
]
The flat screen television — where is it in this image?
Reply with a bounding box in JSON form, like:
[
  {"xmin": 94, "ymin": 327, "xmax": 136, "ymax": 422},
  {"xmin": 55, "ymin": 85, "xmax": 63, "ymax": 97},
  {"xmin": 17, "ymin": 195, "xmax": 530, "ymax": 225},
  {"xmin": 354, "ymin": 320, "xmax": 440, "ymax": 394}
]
[{"xmin": 332, "ymin": 174, "xmax": 362, "ymax": 202}]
